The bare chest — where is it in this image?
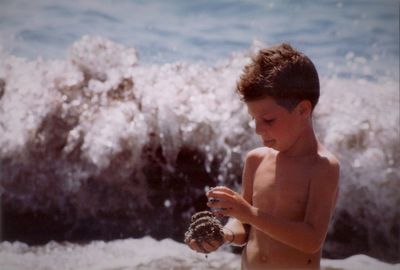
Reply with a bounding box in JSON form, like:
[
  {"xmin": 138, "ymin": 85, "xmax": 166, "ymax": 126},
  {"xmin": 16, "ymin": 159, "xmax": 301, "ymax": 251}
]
[{"xmin": 252, "ymin": 159, "xmax": 312, "ymax": 220}]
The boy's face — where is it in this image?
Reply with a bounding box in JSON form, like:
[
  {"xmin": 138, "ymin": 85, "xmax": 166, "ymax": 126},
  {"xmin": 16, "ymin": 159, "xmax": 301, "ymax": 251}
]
[{"xmin": 246, "ymin": 97, "xmax": 306, "ymax": 152}]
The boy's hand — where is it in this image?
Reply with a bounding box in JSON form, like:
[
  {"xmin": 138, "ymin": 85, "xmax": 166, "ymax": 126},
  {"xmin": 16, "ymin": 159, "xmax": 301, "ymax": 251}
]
[
  {"xmin": 206, "ymin": 186, "xmax": 254, "ymax": 223},
  {"xmin": 184, "ymin": 211, "xmax": 225, "ymax": 253}
]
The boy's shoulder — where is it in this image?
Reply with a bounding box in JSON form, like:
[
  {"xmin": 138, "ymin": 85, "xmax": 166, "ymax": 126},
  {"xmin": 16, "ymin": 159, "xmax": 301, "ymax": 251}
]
[
  {"xmin": 315, "ymin": 146, "xmax": 340, "ymax": 169},
  {"xmin": 312, "ymin": 146, "xmax": 340, "ymax": 182},
  {"xmin": 246, "ymin": 147, "xmax": 277, "ymax": 164},
  {"xmin": 245, "ymin": 146, "xmax": 339, "ymax": 174}
]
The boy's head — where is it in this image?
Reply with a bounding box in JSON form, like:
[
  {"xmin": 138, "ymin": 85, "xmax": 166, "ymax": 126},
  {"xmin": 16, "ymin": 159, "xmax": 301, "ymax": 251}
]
[{"xmin": 236, "ymin": 43, "xmax": 319, "ymax": 112}]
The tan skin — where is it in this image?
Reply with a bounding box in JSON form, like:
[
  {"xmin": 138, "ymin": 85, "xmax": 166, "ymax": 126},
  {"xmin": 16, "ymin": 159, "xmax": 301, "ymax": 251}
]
[{"xmin": 186, "ymin": 97, "xmax": 339, "ymax": 270}]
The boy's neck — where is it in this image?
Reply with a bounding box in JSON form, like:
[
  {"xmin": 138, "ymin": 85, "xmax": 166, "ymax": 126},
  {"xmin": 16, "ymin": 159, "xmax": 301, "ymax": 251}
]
[{"xmin": 281, "ymin": 121, "xmax": 318, "ymax": 158}]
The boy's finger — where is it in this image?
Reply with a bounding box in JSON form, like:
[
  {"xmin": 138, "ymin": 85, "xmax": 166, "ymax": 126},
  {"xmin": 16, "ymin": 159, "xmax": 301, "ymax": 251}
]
[
  {"xmin": 208, "ymin": 186, "xmax": 236, "ymax": 195},
  {"xmin": 211, "ymin": 207, "xmax": 233, "ymax": 217},
  {"xmin": 207, "ymin": 200, "xmax": 231, "ymax": 209},
  {"xmin": 207, "ymin": 190, "xmax": 234, "ymax": 201},
  {"xmin": 187, "ymin": 239, "xmax": 196, "ymax": 249},
  {"xmin": 188, "ymin": 239, "xmax": 206, "ymax": 253},
  {"xmin": 202, "ymin": 241, "xmax": 217, "ymax": 252}
]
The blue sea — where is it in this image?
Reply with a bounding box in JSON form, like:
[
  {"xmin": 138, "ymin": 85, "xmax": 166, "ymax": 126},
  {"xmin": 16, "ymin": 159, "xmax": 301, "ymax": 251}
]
[
  {"xmin": 0, "ymin": 0, "xmax": 399, "ymax": 269},
  {"xmin": 0, "ymin": 0, "xmax": 398, "ymax": 79}
]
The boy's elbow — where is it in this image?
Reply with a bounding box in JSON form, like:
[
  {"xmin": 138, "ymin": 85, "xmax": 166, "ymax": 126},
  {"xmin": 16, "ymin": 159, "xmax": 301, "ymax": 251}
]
[
  {"xmin": 302, "ymin": 241, "xmax": 323, "ymax": 254},
  {"xmin": 298, "ymin": 231, "xmax": 325, "ymax": 254},
  {"xmin": 301, "ymin": 237, "xmax": 324, "ymax": 254}
]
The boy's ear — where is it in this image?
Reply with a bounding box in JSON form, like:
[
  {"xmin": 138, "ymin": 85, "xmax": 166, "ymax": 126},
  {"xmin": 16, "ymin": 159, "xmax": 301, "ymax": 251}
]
[{"xmin": 296, "ymin": 100, "xmax": 312, "ymax": 118}]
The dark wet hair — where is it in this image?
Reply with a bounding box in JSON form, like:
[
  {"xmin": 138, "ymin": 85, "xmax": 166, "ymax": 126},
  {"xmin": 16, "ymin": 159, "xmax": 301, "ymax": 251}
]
[{"xmin": 236, "ymin": 43, "xmax": 320, "ymax": 111}]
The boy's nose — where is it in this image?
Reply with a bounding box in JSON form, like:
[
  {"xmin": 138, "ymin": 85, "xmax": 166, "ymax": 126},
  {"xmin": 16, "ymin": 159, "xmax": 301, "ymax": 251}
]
[{"xmin": 255, "ymin": 121, "xmax": 266, "ymax": 136}]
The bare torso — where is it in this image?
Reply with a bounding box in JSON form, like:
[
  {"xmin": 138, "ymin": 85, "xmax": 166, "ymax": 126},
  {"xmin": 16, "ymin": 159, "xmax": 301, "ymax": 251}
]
[{"xmin": 241, "ymin": 147, "xmax": 331, "ymax": 269}]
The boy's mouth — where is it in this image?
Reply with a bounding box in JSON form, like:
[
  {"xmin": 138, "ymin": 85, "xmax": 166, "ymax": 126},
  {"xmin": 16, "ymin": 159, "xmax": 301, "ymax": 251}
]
[{"xmin": 263, "ymin": 139, "xmax": 276, "ymax": 146}]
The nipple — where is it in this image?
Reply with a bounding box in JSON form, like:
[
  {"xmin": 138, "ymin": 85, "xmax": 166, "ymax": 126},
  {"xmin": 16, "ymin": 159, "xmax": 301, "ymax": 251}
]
[{"xmin": 261, "ymin": 255, "xmax": 268, "ymax": 262}]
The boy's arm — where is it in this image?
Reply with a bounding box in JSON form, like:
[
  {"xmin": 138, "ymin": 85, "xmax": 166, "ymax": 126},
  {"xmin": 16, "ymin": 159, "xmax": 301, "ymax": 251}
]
[
  {"xmin": 209, "ymin": 159, "xmax": 339, "ymax": 254},
  {"xmin": 186, "ymin": 149, "xmax": 262, "ymax": 253},
  {"xmin": 222, "ymin": 218, "xmax": 249, "ymax": 245}
]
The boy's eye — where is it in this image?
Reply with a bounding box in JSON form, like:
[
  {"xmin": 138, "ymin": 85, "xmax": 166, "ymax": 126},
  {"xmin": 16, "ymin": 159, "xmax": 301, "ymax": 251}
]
[{"xmin": 263, "ymin": 119, "xmax": 275, "ymax": 124}]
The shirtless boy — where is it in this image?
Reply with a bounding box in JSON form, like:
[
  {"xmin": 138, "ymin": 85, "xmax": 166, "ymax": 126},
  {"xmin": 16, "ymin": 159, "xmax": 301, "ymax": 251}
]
[{"xmin": 186, "ymin": 43, "xmax": 339, "ymax": 269}]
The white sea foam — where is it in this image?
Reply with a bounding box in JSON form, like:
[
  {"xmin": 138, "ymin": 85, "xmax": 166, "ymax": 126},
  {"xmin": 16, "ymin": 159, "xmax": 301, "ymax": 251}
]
[
  {"xmin": 0, "ymin": 237, "xmax": 398, "ymax": 270},
  {"xmin": 315, "ymin": 76, "xmax": 399, "ymax": 251}
]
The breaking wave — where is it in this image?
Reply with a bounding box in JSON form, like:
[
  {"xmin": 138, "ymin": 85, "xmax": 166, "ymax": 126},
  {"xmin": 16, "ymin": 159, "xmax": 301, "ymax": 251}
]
[{"xmin": 0, "ymin": 36, "xmax": 398, "ymax": 262}]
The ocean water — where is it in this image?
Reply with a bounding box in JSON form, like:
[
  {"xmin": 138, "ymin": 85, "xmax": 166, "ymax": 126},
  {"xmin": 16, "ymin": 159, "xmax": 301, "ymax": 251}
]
[
  {"xmin": 0, "ymin": 0, "xmax": 398, "ymax": 79},
  {"xmin": 0, "ymin": 0, "xmax": 399, "ymax": 268}
]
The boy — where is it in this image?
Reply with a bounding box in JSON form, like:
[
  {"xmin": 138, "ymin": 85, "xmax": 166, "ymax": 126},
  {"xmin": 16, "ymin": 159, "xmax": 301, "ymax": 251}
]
[{"xmin": 186, "ymin": 43, "xmax": 339, "ymax": 269}]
